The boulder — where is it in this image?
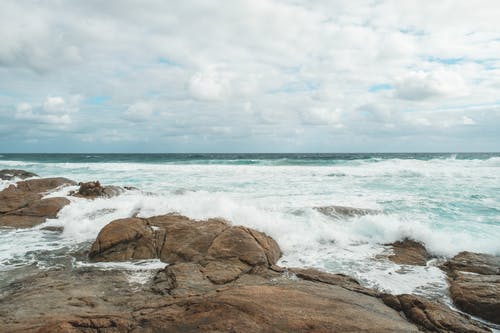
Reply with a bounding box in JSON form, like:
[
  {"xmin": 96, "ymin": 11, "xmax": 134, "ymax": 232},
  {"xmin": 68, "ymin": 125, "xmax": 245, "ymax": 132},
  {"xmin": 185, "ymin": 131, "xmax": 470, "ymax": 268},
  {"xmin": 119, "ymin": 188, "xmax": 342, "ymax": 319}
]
[
  {"xmin": 15, "ymin": 177, "xmax": 75, "ymax": 194},
  {"xmin": 314, "ymin": 205, "xmax": 380, "ymax": 218},
  {"xmin": 381, "ymin": 293, "xmax": 491, "ymax": 333},
  {"xmin": 72, "ymin": 181, "xmax": 125, "ymax": 199},
  {"xmin": 136, "ymin": 281, "xmax": 420, "ymax": 333},
  {"xmin": 386, "ymin": 238, "xmax": 430, "ymax": 266},
  {"xmin": 0, "ymin": 169, "xmax": 38, "ymax": 180},
  {"xmin": 0, "ymin": 185, "xmax": 41, "ymax": 213},
  {"xmin": 449, "ymin": 272, "xmax": 500, "ymax": 325},
  {"xmin": 443, "ymin": 252, "xmax": 500, "ymax": 324},
  {"xmin": 89, "ymin": 218, "xmax": 156, "ymax": 261},
  {"xmin": 1, "ymin": 212, "xmax": 492, "ymax": 333},
  {"xmin": 442, "ymin": 252, "xmax": 500, "ymax": 275},
  {"xmin": 89, "ymin": 214, "xmax": 281, "ymax": 286},
  {"xmin": 0, "ymin": 177, "xmax": 74, "ymax": 228}
]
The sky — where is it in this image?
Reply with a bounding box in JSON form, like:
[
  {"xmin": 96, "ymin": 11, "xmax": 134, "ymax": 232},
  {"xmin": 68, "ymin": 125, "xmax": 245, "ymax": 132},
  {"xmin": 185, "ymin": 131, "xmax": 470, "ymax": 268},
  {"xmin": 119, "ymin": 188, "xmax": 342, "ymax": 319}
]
[{"xmin": 0, "ymin": 0, "xmax": 499, "ymax": 153}]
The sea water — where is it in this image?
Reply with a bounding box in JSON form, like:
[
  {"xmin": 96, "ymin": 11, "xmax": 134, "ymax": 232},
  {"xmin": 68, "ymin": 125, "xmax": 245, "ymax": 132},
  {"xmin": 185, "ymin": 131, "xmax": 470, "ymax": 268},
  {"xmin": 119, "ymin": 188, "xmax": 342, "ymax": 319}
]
[{"xmin": 0, "ymin": 153, "xmax": 499, "ymax": 299}]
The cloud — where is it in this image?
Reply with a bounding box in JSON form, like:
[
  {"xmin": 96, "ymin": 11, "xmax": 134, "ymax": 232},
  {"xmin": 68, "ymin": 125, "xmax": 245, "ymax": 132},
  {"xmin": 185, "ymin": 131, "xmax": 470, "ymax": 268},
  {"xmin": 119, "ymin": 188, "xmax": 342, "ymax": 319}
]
[
  {"xmin": 0, "ymin": 0, "xmax": 499, "ymax": 152},
  {"xmin": 301, "ymin": 107, "xmax": 343, "ymax": 127},
  {"xmin": 14, "ymin": 96, "xmax": 80, "ymax": 127},
  {"xmin": 124, "ymin": 101, "xmax": 154, "ymax": 121},
  {"xmin": 394, "ymin": 70, "xmax": 468, "ymax": 100},
  {"xmin": 188, "ymin": 68, "xmax": 229, "ymax": 101}
]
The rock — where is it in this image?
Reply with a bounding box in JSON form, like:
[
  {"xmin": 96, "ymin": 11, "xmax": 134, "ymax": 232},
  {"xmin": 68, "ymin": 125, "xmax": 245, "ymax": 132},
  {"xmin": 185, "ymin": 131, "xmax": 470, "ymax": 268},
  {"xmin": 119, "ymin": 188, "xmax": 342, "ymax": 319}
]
[
  {"xmin": 0, "ymin": 197, "xmax": 70, "ymax": 228},
  {"xmin": 314, "ymin": 205, "xmax": 380, "ymax": 218},
  {"xmin": 449, "ymin": 272, "xmax": 500, "ymax": 325},
  {"xmin": 0, "ymin": 169, "xmax": 38, "ymax": 180},
  {"xmin": 207, "ymin": 226, "xmax": 276, "ymax": 266},
  {"xmin": 41, "ymin": 226, "xmax": 64, "ymax": 232},
  {"xmin": 0, "ymin": 215, "xmax": 47, "ymax": 228},
  {"xmin": 1, "ymin": 212, "xmax": 492, "ymax": 333},
  {"xmin": 37, "ymin": 316, "xmax": 136, "ymax": 333},
  {"xmin": 289, "ymin": 267, "xmax": 378, "ymax": 297},
  {"xmin": 15, "ymin": 177, "xmax": 75, "ymax": 194},
  {"xmin": 89, "ymin": 214, "xmax": 282, "ymax": 286},
  {"xmin": 11, "ymin": 197, "xmax": 70, "ymax": 219},
  {"xmin": 90, "ymin": 214, "xmax": 281, "ymax": 266},
  {"xmin": 88, "ymin": 218, "xmax": 156, "ymax": 261},
  {"xmin": 152, "ymin": 262, "xmax": 216, "ymax": 296},
  {"xmin": 0, "ymin": 177, "xmax": 74, "ymax": 228},
  {"xmin": 0, "ymin": 185, "xmax": 41, "ymax": 213},
  {"xmin": 150, "ymin": 214, "xmax": 229, "ymax": 263},
  {"xmin": 381, "ymin": 293, "xmax": 491, "ymax": 332},
  {"xmin": 386, "ymin": 238, "xmax": 430, "ymax": 266},
  {"xmin": 72, "ymin": 181, "xmax": 125, "ymax": 198},
  {"xmin": 442, "ymin": 251, "xmax": 500, "ymax": 275},
  {"xmin": 443, "ymin": 252, "xmax": 500, "ymax": 324},
  {"xmin": 135, "ymin": 281, "xmax": 420, "ymax": 333}
]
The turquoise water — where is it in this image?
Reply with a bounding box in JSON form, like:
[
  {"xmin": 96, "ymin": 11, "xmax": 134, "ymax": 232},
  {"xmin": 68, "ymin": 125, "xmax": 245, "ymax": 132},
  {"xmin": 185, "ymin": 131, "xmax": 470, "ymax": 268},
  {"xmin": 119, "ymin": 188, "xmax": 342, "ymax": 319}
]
[{"xmin": 0, "ymin": 153, "xmax": 499, "ymax": 297}]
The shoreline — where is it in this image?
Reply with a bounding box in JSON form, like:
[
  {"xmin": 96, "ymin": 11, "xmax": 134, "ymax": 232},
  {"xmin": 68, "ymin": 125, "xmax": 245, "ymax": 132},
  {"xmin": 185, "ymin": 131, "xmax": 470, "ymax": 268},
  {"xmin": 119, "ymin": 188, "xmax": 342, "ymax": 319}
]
[{"xmin": 0, "ymin": 170, "xmax": 499, "ymax": 332}]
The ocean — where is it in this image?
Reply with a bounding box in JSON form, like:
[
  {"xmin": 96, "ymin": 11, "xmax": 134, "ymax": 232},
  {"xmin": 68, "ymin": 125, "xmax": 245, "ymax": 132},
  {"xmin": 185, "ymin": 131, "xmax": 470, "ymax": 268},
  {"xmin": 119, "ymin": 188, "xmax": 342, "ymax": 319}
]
[{"xmin": 1, "ymin": 153, "xmax": 499, "ymax": 300}]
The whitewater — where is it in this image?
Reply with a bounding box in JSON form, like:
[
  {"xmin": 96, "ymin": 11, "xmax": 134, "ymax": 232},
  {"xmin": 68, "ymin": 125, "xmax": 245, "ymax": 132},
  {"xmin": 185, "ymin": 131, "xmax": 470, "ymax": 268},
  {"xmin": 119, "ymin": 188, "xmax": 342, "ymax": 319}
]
[{"xmin": 1, "ymin": 153, "xmax": 499, "ymax": 300}]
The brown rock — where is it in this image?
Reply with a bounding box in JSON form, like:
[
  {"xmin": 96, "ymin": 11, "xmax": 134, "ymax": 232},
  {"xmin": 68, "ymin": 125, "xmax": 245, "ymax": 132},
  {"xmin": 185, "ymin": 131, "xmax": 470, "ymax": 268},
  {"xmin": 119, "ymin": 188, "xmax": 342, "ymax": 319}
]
[
  {"xmin": 207, "ymin": 226, "xmax": 276, "ymax": 266},
  {"xmin": 0, "ymin": 169, "xmax": 38, "ymax": 180},
  {"xmin": 449, "ymin": 272, "xmax": 500, "ymax": 325},
  {"xmin": 72, "ymin": 181, "xmax": 124, "ymax": 199},
  {"xmin": 381, "ymin": 293, "xmax": 491, "ymax": 332},
  {"xmin": 88, "ymin": 218, "xmax": 156, "ymax": 261},
  {"xmin": 442, "ymin": 251, "xmax": 500, "ymax": 275},
  {"xmin": 387, "ymin": 238, "xmax": 430, "ymax": 266},
  {"xmin": 150, "ymin": 214, "xmax": 229, "ymax": 263},
  {"xmin": 37, "ymin": 316, "xmax": 136, "ymax": 333},
  {"xmin": 153, "ymin": 262, "xmax": 215, "ymax": 296},
  {"xmin": 289, "ymin": 267, "xmax": 378, "ymax": 297},
  {"xmin": 442, "ymin": 252, "xmax": 500, "ymax": 324},
  {"xmin": 90, "ymin": 214, "xmax": 280, "ymax": 269},
  {"xmin": 0, "ymin": 185, "xmax": 41, "ymax": 213},
  {"xmin": 315, "ymin": 205, "xmax": 380, "ymax": 218},
  {"xmin": 0, "ymin": 177, "xmax": 74, "ymax": 228},
  {"xmin": 16, "ymin": 177, "xmax": 75, "ymax": 194},
  {"xmin": 41, "ymin": 226, "xmax": 64, "ymax": 232},
  {"xmin": 12, "ymin": 197, "xmax": 70, "ymax": 218},
  {"xmin": 0, "ymin": 215, "xmax": 46, "ymax": 228},
  {"xmin": 203, "ymin": 260, "xmax": 251, "ymax": 284},
  {"xmin": 136, "ymin": 281, "xmax": 420, "ymax": 333},
  {"xmin": 0, "ymin": 197, "xmax": 70, "ymax": 228}
]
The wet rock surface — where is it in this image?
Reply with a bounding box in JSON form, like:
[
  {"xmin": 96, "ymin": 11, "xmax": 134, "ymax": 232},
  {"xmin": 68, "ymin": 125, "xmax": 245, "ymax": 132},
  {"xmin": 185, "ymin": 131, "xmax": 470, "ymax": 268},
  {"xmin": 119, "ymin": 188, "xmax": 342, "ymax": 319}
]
[
  {"xmin": 71, "ymin": 181, "xmax": 125, "ymax": 198},
  {"xmin": 386, "ymin": 238, "xmax": 431, "ymax": 266},
  {"xmin": 314, "ymin": 205, "xmax": 380, "ymax": 218},
  {"xmin": 443, "ymin": 252, "xmax": 500, "ymax": 324},
  {"xmin": 0, "ymin": 177, "xmax": 75, "ymax": 228},
  {"xmin": 381, "ymin": 293, "xmax": 491, "ymax": 332},
  {"xmin": 0, "ymin": 169, "xmax": 38, "ymax": 180},
  {"xmin": 0, "ymin": 208, "xmax": 494, "ymax": 332}
]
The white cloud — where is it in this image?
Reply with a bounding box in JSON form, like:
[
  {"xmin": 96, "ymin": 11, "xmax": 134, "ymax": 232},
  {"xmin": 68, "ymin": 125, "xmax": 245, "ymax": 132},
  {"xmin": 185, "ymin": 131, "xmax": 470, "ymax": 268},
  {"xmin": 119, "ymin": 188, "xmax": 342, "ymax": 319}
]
[
  {"xmin": 302, "ymin": 107, "xmax": 343, "ymax": 127},
  {"xmin": 0, "ymin": 0, "xmax": 499, "ymax": 151},
  {"xmin": 125, "ymin": 101, "xmax": 154, "ymax": 121},
  {"xmin": 14, "ymin": 96, "xmax": 80, "ymax": 127},
  {"xmin": 188, "ymin": 68, "xmax": 229, "ymax": 101},
  {"xmin": 394, "ymin": 70, "xmax": 468, "ymax": 100}
]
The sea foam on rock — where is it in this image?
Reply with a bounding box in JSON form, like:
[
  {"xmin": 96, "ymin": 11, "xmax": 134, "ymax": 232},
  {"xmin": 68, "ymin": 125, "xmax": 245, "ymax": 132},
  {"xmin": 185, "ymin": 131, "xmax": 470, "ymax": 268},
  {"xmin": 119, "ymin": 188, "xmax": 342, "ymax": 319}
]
[
  {"xmin": 314, "ymin": 205, "xmax": 381, "ymax": 218},
  {"xmin": 1, "ymin": 213, "xmax": 492, "ymax": 332},
  {"xmin": 0, "ymin": 177, "xmax": 75, "ymax": 228},
  {"xmin": 71, "ymin": 181, "xmax": 125, "ymax": 199},
  {"xmin": 0, "ymin": 169, "xmax": 38, "ymax": 180}
]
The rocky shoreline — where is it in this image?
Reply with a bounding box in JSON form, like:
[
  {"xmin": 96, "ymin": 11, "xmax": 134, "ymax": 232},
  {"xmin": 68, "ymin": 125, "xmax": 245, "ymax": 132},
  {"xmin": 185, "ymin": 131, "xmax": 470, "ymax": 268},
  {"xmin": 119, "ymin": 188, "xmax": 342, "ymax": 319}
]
[{"xmin": 0, "ymin": 170, "xmax": 499, "ymax": 332}]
